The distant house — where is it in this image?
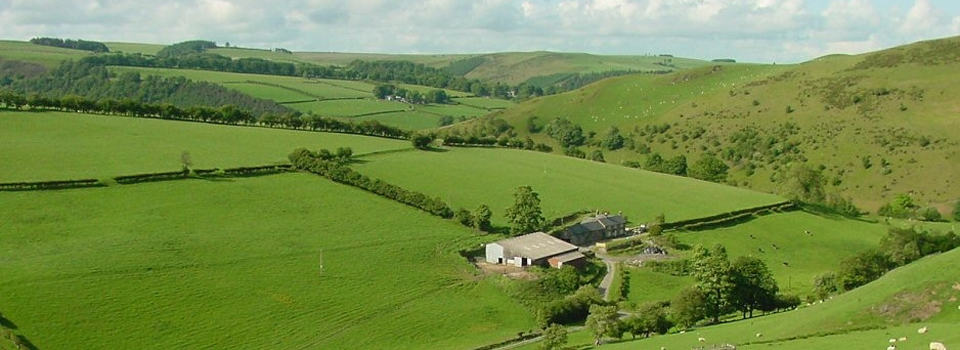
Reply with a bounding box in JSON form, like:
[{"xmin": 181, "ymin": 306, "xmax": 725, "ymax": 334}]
[
  {"xmin": 485, "ymin": 232, "xmax": 585, "ymax": 268},
  {"xmin": 560, "ymin": 213, "xmax": 627, "ymax": 245}
]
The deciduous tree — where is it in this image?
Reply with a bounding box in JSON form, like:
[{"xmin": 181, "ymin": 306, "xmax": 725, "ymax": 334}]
[{"xmin": 505, "ymin": 186, "xmax": 545, "ymax": 235}]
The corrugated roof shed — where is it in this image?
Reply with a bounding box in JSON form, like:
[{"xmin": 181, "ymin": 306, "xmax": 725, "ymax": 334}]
[{"xmin": 494, "ymin": 232, "xmax": 578, "ymax": 261}]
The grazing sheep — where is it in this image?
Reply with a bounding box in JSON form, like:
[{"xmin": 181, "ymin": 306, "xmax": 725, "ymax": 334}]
[
  {"xmin": 756, "ymin": 333, "xmax": 762, "ymax": 338},
  {"xmin": 887, "ymin": 346, "xmax": 896, "ymax": 350},
  {"xmin": 891, "ymin": 338, "xmax": 898, "ymax": 343},
  {"xmin": 929, "ymin": 342, "xmax": 946, "ymax": 350},
  {"xmin": 698, "ymin": 336, "xmax": 706, "ymax": 343},
  {"xmin": 918, "ymin": 326, "xmax": 929, "ymax": 334},
  {"xmin": 900, "ymin": 337, "xmax": 907, "ymax": 341}
]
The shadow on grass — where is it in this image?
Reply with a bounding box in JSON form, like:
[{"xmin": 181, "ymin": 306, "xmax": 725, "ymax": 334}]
[
  {"xmin": 0, "ymin": 313, "xmax": 17, "ymax": 329},
  {"xmin": 799, "ymin": 203, "xmax": 876, "ymax": 223}
]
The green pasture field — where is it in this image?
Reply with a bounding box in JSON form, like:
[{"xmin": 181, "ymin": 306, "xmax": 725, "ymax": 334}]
[
  {"xmin": 672, "ymin": 211, "xmax": 889, "ymax": 295},
  {"xmin": 453, "ymin": 96, "xmax": 516, "ymax": 110},
  {"xmin": 0, "ymin": 40, "xmax": 90, "ymax": 67},
  {"xmin": 0, "ymin": 111, "xmax": 408, "ymax": 182},
  {"xmin": 223, "ymin": 82, "xmax": 315, "ymax": 102},
  {"xmin": 104, "ymin": 42, "xmax": 165, "ymax": 55},
  {"xmin": 415, "ymin": 103, "xmax": 490, "ymax": 118},
  {"xmin": 354, "ymin": 147, "xmax": 784, "ymax": 226},
  {"xmin": 0, "ymin": 173, "xmax": 535, "ymax": 349},
  {"xmin": 619, "ymin": 267, "xmax": 694, "ymax": 306},
  {"xmin": 288, "ymin": 98, "xmax": 409, "ymax": 116},
  {"xmin": 353, "ymin": 110, "xmax": 449, "ymax": 130}
]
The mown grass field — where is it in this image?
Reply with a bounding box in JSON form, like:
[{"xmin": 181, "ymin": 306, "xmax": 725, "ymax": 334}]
[
  {"xmin": 0, "ymin": 111, "xmax": 409, "ymax": 182},
  {"xmin": 354, "ymin": 147, "xmax": 784, "ymax": 226},
  {"xmin": 0, "ymin": 173, "xmax": 535, "ymax": 349},
  {"xmin": 108, "ymin": 66, "xmax": 503, "ymax": 129},
  {"xmin": 619, "ymin": 267, "xmax": 694, "ymax": 306},
  {"xmin": 528, "ymin": 247, "xmax": 960, "ymax": 349}
]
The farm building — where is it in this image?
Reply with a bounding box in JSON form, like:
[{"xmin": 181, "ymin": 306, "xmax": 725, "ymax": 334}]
[
  {"xmin": 560, "ymin": 213, "xmax": 627, "ymax": 245},
  {"xmin": 485, "ymin": 232, "xmax": 585, "ymax": 268}
]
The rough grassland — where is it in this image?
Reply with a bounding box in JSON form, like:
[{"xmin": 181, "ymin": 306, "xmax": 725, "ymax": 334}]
[
  {"xmin": 476, "ymin": 36, "xmax": 960, "ymax": 211},
  {"xmin": 354, "ymin": 147, "xmax": 784, "ymax": 225},
  {"xmin": 673, "ymin": 211, "xmax": 888, "ymax": 294},
  {"xmin": 0, "ymin": 111, "xmax": 408, "ymax": 182},
  {"xmin": 0, "ymin": 173, "xmax": 535, "ymax": 349}
]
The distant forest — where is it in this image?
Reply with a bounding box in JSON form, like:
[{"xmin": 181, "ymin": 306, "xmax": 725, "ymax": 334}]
[{"xmin": 30, "ymin": 37, "xmax": 109, "ymax": 53}]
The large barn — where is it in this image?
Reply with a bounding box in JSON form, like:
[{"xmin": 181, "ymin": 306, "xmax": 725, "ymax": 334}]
[
  {"xmin": 560, "ymin": 213, "xmax": 627, "ymax": 245},
  {"xmin": 485, "ymin": 232, "xmax": 585, "ymax": 268}
]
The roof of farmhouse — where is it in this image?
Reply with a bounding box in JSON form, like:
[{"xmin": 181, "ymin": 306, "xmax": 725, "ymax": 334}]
[
  {"xmin": 492, "ymin": 232, "xmax": 578, "ymax": 260},
  {"xmin": 567, "ymin": 214, "xmax": 626, "ymax": 234}
]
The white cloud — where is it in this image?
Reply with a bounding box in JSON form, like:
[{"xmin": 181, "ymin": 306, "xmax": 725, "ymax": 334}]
[{"xmin": 0, "ymin": 0, "xmax": 957, "ymax": 63}]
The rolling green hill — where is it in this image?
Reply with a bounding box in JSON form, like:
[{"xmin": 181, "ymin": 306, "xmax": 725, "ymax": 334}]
[
  {"xmin": 465, "ymin": 36, "xmax": 960, "ymax": 213},
  {"xmin": 0, "ymin": 173, "xmax": 534, "ymax": 349}
]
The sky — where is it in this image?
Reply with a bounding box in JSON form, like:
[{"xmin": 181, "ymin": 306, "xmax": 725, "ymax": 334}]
[{"xmin": 1, "ymin": 0, "xmax": 959, "ymax": 63}]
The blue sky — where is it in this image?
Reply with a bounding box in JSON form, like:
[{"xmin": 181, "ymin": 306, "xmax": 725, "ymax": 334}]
[{"xmin": 1, "ymin": 0, "xmax": 958, "ymax": 63}]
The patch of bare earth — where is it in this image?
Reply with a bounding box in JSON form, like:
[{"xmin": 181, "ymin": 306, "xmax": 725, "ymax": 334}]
[
  {"xmin": 472, "ymin": 259, "xmax": 538, "ymax": 280},
  {"xmin": 870, "ymin": 281, "xmax": 960, "ymax": 323}
]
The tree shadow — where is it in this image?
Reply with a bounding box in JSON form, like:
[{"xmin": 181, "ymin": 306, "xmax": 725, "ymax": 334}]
[{"xmin": 0, "ymin": 313, "xmax": 17, "ymax": 329}]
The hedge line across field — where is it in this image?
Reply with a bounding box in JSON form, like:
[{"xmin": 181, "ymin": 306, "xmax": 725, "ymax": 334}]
[{"xmin": 0, "ymin": 165, "xmax": 293, "ymax": 191}]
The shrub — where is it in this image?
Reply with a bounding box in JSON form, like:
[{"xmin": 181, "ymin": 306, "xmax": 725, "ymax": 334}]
[
  {"xmin": 589, "ymin": 149, "xmax": 605, "ymax": 162},
  {"xmin": 827, "ymin": 195, "xmax": 861, "ymax": 217},
  {"xmin": 918, "ymin": 207, "xmax": 942, "ymax": 222}
]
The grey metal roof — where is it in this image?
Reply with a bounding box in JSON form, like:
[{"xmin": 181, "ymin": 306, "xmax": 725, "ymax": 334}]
[
  {"xmin": 566, "ymin": 214, "xmax": 626, "ymax": 236},
  {"xmin": 549, "ymin": 251, "xmax": 586, "ymax": 263},
  {"xmin": 492, "ymin": 232, "xmax": 578, "ymax": 260}
]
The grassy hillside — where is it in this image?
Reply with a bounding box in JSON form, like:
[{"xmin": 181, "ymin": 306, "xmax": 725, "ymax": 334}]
[
  {"xmin": 672, "ymin": 211, "xmax": 888, "ymax": 295},
  {"xmin": 0, "ymin": 173, "xmax": 534, "ymax": 349},
  {"xmin": 470, "ymin": 36, "xmax": 960, "ymax": 212},
  {"xmin": 354, "ymin": 147, "xmax": 784, "ymax": 225},
  {"xmin": 108, "ymin": 66, "xmax": 503, "ymax": 130},
  {"xmin": 456, "ymin": 51, "xmax": 713, "ymax": 85},
  {"xmin": 0, "ymin": 111, "xmax": 409, "ymax": 182},
  {"xmin": 530, "ymin": 246, "xmax": 960, "ymax": 349}
]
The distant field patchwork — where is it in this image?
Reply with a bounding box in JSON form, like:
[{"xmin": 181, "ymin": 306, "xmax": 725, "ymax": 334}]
[{"xmin": 108, "ymin": 66, "xmax": 507, "ymax": 129}]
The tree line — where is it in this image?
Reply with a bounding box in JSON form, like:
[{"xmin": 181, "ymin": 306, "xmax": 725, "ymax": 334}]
[
  {"xmin": 3, "ymin": 60, "xmax": 290, "ymax": 116},
  {"xmin": 0, "ymin": 89, "xmax": 411, "ymax": 140},
  {"xmin": 77, "ymin": 49, "xmax": 524, "ymax": 99},
  {"xmin": 288, "ymin": 147, "xmax": 494, "ymax": 232},
  {"xmin": 811, "ymin": 226, "xmax": 959, "ymax": 300},
  {"xmin": 30, "ymin": 37, "xmax": 109, "ymax": 52}
]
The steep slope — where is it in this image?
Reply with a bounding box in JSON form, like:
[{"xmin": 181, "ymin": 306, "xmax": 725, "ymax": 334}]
[
  {"xmin": 470, "ymin": 36, "xmax": 960, "ymax": 212},
  {"xmin": 601, "ymin": 247, "xmax": 960, "ymax": 349}
]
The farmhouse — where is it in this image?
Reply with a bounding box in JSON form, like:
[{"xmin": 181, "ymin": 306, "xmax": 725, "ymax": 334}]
[
  {"xmin": 485, "ymin": 232, "xmax": 585, "ymax": 268},
  {"xmin": 560, "ymin": 213, "xmax": 627, "ymax": 245}
]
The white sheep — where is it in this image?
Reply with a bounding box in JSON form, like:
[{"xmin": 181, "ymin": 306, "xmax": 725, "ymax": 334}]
[
  {"xmin": 756, "ymin": 332, "xmax": 762, "ymax": 338},
  {"xmin": 698, "ymin": 336, "xmax": 706, "ymax": 343},
  {"xmin": 890, "ymin": 338, "xmax": 897, "ymax": 343},
  {"xmin": 929, "ymin": 342, "xmax": 946, "ymax": 350},
  {"xmin": 900, "ymin": 337, "xmax": 907, "ymax": 341},
  {"xmin": 918, "ymin": 326, "xmax": 929, "ymax": 334},
  {"xmin": 887, "ymin": 345, "xmax": 896, "ymax": 350}
]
